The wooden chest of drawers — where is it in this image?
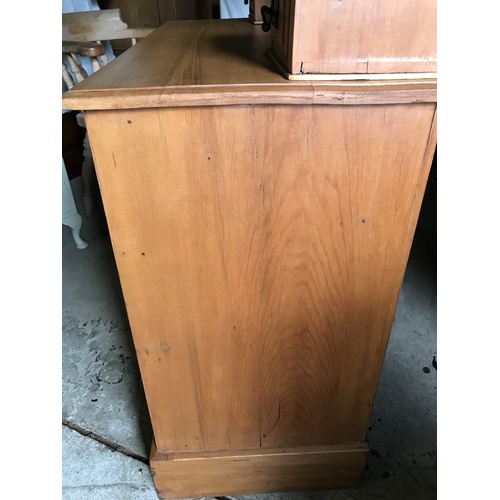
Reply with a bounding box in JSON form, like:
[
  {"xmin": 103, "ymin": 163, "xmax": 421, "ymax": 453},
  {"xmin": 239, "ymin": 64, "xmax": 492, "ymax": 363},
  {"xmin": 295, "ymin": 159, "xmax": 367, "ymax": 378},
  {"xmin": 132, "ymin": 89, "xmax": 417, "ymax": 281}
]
[{"xmin": 63, "ymin": 16, "xmax": 436, "ymax": 499}]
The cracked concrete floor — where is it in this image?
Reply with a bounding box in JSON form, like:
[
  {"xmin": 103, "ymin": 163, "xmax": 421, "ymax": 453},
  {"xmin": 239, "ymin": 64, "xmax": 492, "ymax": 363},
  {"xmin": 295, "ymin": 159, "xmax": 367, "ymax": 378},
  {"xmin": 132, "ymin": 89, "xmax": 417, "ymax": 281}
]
[{"xmin": 62, "ymin": 171, "xmax": 437, "ymax": 500}]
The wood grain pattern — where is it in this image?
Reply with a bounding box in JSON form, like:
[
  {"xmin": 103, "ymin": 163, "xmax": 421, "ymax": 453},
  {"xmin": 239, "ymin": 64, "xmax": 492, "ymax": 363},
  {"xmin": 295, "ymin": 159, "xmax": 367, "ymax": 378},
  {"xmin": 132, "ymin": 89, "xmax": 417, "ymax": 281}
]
[
  {"xmin": 61, "ymin": 19, "xmax": 436, "ymax": 111},
  {"xmin": 84, "ymin": 102, "xmax": 436, "ymax": 455},
  {"xmin": 270, "ymin": 0, "xmax": 437, "ymax": 75},
  {"xmin": 150, "ymin": 440, "xmax": 369, "ymax": 498}
]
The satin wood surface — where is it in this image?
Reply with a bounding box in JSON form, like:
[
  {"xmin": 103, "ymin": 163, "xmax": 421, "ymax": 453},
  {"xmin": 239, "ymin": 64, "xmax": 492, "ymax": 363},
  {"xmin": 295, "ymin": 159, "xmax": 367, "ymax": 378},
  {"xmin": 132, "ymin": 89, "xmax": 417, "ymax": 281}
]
[
  {"xmin": 270, "ymin": 0, "xmax": 437, "ymax": 75},
  {"xmin": 84, "ymin": 103, "xmax": 436, "ymax": 453}
]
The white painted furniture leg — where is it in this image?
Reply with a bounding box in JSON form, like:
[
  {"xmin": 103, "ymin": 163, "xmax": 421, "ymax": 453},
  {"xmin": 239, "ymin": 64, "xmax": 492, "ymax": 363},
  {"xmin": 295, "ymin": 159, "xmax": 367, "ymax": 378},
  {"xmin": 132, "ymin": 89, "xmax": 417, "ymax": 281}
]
[{"xmin": 62, "ymin": 159, "xmax": 88, "ymax": 249}]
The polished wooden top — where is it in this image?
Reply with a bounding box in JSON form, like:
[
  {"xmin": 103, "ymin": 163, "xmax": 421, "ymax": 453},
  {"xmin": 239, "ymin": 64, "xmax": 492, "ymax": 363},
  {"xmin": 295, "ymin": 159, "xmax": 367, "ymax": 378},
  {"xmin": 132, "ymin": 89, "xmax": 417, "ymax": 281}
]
[{"xmin": 62, "ymin": 19, "xmax": 436, "ymax": 111}]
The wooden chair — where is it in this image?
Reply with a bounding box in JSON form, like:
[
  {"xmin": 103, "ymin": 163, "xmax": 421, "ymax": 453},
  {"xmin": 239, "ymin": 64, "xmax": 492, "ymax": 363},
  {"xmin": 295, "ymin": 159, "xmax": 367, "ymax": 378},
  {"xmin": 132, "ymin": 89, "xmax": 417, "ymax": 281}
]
[{"xmin": 62, "ymin": 9, "xmax": 154, "ymax": 217}]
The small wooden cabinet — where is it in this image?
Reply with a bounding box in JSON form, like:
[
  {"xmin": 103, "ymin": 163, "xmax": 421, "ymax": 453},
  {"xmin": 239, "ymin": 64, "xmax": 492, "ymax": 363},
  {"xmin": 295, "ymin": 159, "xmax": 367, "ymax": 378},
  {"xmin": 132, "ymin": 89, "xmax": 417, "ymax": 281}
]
[
  {"xmin": 63, "ymin": 11, "xmax": 436, "ymax": 499},
  {"xmin": 268, "ymin": 0, "xmax": 437, "ymax": 77}
]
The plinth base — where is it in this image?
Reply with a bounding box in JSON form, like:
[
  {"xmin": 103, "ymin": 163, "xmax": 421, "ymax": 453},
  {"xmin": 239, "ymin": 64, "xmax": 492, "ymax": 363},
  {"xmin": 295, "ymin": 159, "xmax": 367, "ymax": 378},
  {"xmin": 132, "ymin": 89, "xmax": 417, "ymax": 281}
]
[{"xmin": 150, "ymin": 440, "xmax": 369, "ymax": 499}]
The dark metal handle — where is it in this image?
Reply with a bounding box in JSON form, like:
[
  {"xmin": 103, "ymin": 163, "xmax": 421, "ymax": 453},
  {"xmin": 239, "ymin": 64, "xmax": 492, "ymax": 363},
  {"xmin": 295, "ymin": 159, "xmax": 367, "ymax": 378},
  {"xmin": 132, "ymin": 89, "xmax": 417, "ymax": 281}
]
[{"xmin": 261, "ymin": 0, "xmax": 279, "ymax": 32}]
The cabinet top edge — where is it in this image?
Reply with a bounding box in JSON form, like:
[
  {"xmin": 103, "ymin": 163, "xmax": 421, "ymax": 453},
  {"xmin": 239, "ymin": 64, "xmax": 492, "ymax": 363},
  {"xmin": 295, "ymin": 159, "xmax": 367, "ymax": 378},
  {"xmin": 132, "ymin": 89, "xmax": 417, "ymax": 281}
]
[{"xmin": 62, "ymin": 19, "xmax": 437, "ymax": 111}]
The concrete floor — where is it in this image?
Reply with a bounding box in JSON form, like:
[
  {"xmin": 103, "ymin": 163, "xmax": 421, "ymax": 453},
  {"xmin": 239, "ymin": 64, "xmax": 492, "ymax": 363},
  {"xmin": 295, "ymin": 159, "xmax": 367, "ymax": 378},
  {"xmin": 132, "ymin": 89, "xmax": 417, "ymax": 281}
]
[{"xmin": 62, "ymin": 175, "xmax": 437, "ymax": 500}]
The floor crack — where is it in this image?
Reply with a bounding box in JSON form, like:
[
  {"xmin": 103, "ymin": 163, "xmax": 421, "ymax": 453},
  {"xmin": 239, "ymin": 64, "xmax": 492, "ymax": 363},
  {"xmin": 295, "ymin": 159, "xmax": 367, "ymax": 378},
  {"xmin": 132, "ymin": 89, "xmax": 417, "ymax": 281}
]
[{"xmin": 63, "ymin": 419, "xmax": 149, "ymax": 465}]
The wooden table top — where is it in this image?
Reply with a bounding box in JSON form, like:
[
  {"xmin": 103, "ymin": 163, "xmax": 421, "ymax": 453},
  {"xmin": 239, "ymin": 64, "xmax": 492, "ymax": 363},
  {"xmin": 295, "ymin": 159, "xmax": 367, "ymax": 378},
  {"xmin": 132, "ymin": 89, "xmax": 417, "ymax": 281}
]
[{"xmin": 62, "ymin": 19, "xmax": 436, "ymax": 111}]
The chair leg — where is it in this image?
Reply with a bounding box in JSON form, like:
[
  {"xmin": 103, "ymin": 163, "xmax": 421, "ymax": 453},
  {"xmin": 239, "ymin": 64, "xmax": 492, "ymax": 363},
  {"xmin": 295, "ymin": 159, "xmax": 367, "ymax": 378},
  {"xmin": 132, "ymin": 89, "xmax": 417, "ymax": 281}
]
[
  {"xmin": 62, "ymin": 159, "xmax": 88, "ymax": 249},
  {"xmin": 64, "ymin": 212, "xmax": 88, "ymax": 250}
]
